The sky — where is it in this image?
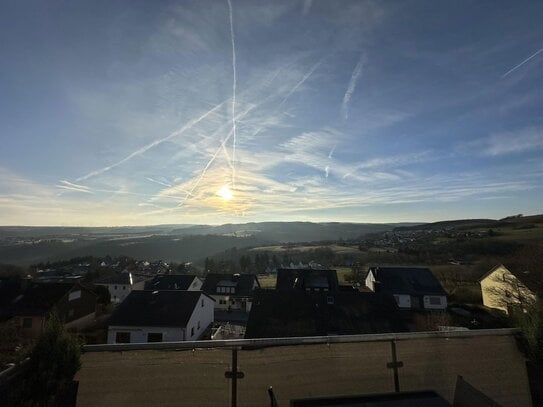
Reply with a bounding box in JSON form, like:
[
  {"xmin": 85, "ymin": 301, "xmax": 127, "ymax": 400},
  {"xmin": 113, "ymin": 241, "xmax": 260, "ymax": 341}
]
[{"xmin": 1, "ymin": 0, "xmax": 543, "ymax": 226}]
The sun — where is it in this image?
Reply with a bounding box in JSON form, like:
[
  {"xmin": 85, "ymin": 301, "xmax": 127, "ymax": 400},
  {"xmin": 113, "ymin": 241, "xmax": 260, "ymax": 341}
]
[{"xmin": 217, "ymin": 184, "xmax": 233, "ymax": 201}]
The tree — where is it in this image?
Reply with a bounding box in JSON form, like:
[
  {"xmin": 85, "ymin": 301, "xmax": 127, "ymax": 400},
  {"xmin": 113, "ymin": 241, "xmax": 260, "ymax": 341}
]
[
  {"xmin": 345, "ymin": 262, "xmax": 366, "ymax": 285},
  {"xmin": 510, "ymin": 300, "xmax": 543, "ymax": 362},
  {"xmin": 14, "ymin": 311, "xmax": 83, "ymax": 406}
]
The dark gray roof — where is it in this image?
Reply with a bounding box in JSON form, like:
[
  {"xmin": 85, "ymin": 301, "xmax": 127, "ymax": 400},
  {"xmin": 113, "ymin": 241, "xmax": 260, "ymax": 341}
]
[
  {"xmin": 9, "ymin": 282, "xmax": 84, "ymax": 316},
  {"xmin": 245, "ymin": 290, "xmax": 407, "ymax": 338},
  {"xmin": 144, "ymin": 274, "xmax": 198, "ymax": 291},
  {"xmin": 369, "ymin": 267, "xmax": 447, "ymax": 296},
  {"xmin": 108, "ymin": 290, "xmax": 209, "ymax": 328},
  {"xmin": 201, "ymin": 273, "xmax": 259, "ymax": 297},
  {"xmin": 276, "ymin": 268, "xmax": 340, "ymax": 292},
  {"xmin": 95, "ymin": 273, "xmax": 143, "ymax": 285}
]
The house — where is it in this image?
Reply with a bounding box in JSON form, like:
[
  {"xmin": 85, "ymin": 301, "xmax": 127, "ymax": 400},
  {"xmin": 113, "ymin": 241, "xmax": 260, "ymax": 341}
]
[
  {"xmin": 479, "ymin": 264, "xmax": 538, "ymax": 314},
  {"xmin": 8, "ymin": 282, "xmax": 97, "ymax": 337},
  {"xmin": 107, "ymin": 290, "xmax": 214, "ymax": 344},
  {"xmin": 365, "ymin": 267, "xmax": 447, "ymax": 310},
  {"xmin": 276, "ymin": 268, "xmax": 340, "ymax": 292},
  {"xmin": 144, "ymin": 274, "xmax": 202, "ymax": 291},
  {"xmin": 201, "ymin": 273, "xmax": 260, "ymax": 313},
  {"xmin": 245, "ymin": 290, "xmax": 407, "ymax": 338},
  {"xmin": 95, "ymin": 272, "xmax": 146, "ymax": 304}
]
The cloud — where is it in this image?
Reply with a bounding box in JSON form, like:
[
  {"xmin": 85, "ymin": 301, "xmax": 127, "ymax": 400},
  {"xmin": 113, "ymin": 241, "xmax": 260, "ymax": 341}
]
[{"xmin": 467, "ymin": 127, "xmax": 543, "ymax": 156}]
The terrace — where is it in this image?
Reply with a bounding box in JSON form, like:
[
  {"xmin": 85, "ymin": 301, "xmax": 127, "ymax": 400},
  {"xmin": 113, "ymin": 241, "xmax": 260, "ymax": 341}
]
[{"xmin": 76, "ymin": 328, "xmax": 531, "ymax": 406}]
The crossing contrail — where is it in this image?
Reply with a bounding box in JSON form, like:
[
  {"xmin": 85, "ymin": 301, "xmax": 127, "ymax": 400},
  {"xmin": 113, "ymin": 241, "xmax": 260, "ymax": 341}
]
[
  {"xmin": 227, "ymin": 0, "xmax": 237, "ymax": 188},
  {"xmin": 75, "ymin": 99, "xmax": 228, "ymax": 182},
  {"xmin": 502, "ymin": 47, "xmax": 543, "ymax": 78}
]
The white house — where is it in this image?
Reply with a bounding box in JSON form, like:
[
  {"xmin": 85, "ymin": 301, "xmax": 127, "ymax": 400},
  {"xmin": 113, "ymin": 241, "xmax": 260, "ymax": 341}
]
[
  {"xmin": 365, "ymin": 267, "xmax": 448, "ymax": 310},
  {"xmin": 95, "ymin": 272, "xmax": 146, "ymax": 304},
  {"xmin": 201, "ymin": 273, "xmax": 260, "ymax": 313},
  {"xmin": 107, "ymin": 290, "xmax": 215, "ymax": 344}
]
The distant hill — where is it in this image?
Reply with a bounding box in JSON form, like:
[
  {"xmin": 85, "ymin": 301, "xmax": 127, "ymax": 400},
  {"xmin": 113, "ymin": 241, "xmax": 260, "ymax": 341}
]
[
  {"xmin": 393, "ymin": 214, "xmax": 543, "ymax": 233},
  {"xmin": 0, "ymin": 221, "xmax": 419, "ymax": 265},
  {"xmin": 0, "ymin": 234, "xmax": 271, "ymax": 266},
  {"xmin": 393, "ymin": 219, "xmax": 497, "ymax": 232}
]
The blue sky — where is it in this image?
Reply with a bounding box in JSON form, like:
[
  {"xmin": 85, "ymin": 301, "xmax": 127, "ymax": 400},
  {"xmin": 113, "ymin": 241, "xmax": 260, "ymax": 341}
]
[{"xmin": 1, "ymin": 0, "xmax": 543, "ymax": 226}]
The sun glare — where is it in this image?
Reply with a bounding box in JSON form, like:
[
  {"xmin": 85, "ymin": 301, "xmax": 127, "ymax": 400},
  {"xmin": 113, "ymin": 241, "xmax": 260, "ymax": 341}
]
[{"xmin": 217, "ymin": 185, "xmax": 233, "ymax": 201}]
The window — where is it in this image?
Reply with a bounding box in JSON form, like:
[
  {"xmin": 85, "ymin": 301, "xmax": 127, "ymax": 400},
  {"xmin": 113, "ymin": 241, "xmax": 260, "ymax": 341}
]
[
  {"xmin": 326, "ymin": 296, "xmax": 334, "ymax": 305},
  {"xmin": 147, "ymin": 333, "xmax": 163, "ymax": 343},
  {"xmin": 429, "ymin": 296, "xmax": 441, "ymax": 305},
  {"xmin": 115, "ymin": 332, "xmax": 131, "ymax": 343},
  {"xmin": 191, "ymin": 327, "xmax": 195, "ymax": 337},
  {"xmin": 201, "ymin": 299, "xmax": 204, "ymax": 307},
  {"xmin": 68, "ymin": 290, "xmax": 81, "ymax": 301},
  {"xmin": 220, "ymin": 299, "xmax": 226, "ymax": 305},
  {"xmin": 123, "ymin": 286, "xmax": 126, "ymax": 290},
  {"xmin": 197, "ymin": 321, "xmax": 201, "ymax": 329},
  {"xmin": 114, "ymin": 285, "xmax": 118, "ymax": 290},
  {"xmin": 22, "ymin": 318, "xmax": 32, "ymax": 328}
]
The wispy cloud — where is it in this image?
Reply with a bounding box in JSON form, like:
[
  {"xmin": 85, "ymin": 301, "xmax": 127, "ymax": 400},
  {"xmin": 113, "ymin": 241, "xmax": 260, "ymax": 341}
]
[
  {"xmin": 464, "ymin": 127, "xmax": 543, "ymax": 156},
  {"xmin": 341, "ymin": 54, "xmax": 366, "ymax": 120}
]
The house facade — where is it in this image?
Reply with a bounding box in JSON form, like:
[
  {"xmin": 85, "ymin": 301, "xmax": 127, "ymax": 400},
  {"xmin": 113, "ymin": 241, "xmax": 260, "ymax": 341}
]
[
  {"xmin": 95, "ymin": 272, "xmax": 146, "ymax": 304},
  {"xmin": 365, "ymin": 267, "xmax": 447, "ymax": 310},
  {"xmin": 107, "ymin": 290, "xmax": 214, "ymax": 344},
  {"xmin": 9, "ymin": 282, "xmax": 97, "ymax": 337},
  {"xmin": 201, "ymin": 273, "xmax": 260, "ymax": 313},
  {"xmin": 479, "ymin": 264, "xmax": 537, "ymax": 314}
]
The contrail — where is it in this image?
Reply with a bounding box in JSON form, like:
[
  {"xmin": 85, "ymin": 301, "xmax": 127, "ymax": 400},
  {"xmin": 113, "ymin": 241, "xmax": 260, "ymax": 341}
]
[
  {"xmin": 328, "ymin": 143, "xmax": 336, "ymax": 159},
  {"xmin": 75, "ymin": 99, "xmax": 228, "ymax": 182},
  {"xmin": 179, "ymin": 102, "xmax": 259, "ymax": 206},
  {"xmin": 502, "ymin": 48, "xmax": 543, "ymax": 78},
  {"xmin": 145, "ymin": 177, "xmax": 172, "ymax": 188},
  {"xmin": 341, "ymin": 54, "xmax": 365, "ymax": 120},
  {"xmin": 227, "ymin": 0, "xmax": 237, "ymax": 188},
  {"xmin": 277, "ymin": 59, "xmax": 323, "ymax": 109},
  {"xmin": 57, "ymin": 180, "xmax": 93, "ymax": 194}
]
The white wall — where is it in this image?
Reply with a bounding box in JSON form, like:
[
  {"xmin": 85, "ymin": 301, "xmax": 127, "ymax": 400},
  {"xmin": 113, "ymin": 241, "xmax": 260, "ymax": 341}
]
[
  {"xmin": 106, "ymin": 293, "xmax": 214, "ymax": 344},
  {"xmin": 188, "ymin": 277, "xmax": 203, "ymax": 291},
  {"xmin": 185, "ymin": 294, "xmax": 214, "ymax": 340},
  {"xmin": 365, "ymin": 271, "xmax": 376, "ymax": 291},
  {"xmin": 211, "ymin": 294, "xmax": 243, "ymax": 310},
  {"xmin": 423, "ymin": 295, "xmax": 448, "ymax": 310},
  {"xmin": 107, "ymin": 326, "xmax": 185, "ymax": 344},
  {"xmin": 97, "ymin": 283, "xmax": 132, "ymax": 304},
  {"xmin": 393, "ymin": 294, "xmax": 412, "ymax": 308}
]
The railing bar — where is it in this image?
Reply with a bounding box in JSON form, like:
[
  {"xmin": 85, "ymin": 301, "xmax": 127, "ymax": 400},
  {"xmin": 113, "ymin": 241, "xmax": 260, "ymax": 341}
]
[{"xmin": 83, "ymin": 328, "xmax": 520, "ymax": 352}]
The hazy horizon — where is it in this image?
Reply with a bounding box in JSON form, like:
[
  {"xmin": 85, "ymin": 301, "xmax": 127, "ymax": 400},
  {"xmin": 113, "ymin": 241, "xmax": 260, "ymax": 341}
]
[{"xmin": 2, "ymin": 1, "xmax": 543, "ymax": 226}]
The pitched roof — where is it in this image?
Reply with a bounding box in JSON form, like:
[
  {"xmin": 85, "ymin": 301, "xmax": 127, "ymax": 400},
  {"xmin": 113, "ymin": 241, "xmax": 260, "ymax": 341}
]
[
  {"xmin": 245, "ymin": 290, "xmax": 407, "ymax": 338},
  {"xmin": 108, "ymin": 290, "xmax": 208, "ymax": 328},
  {"xmin": 10, "ymin": 282, "xmax": 76, "ymax": 316},
  {"xmin": 276, "ymin": 268, "xmax": 340, "ymax": 292},
  {"xmin": 201, "ymin": 273, "xmax": 259, "ymax": 297},
  {"xmin": 144, "ymin": 274, "xmax": 199, "ymax": 291},
  {"xmin": 95, "ymin": 273, "xmax": 142, "ymax": 285},
  {"xmin": 369, "ymin": 267, "xmax": 446, "ymax": 296}
]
